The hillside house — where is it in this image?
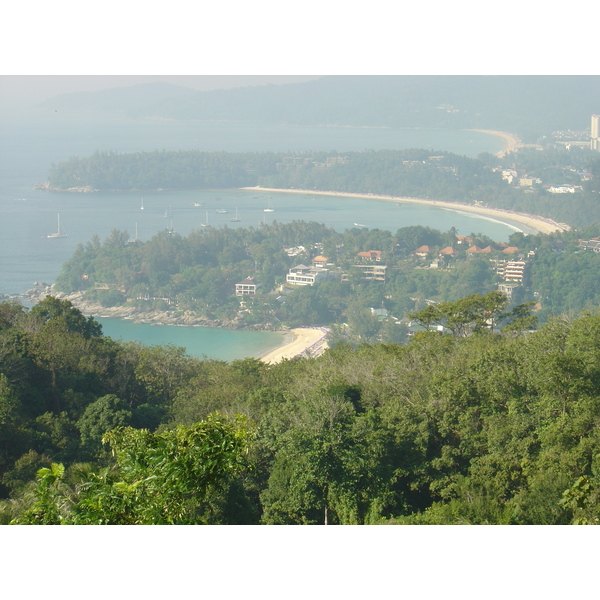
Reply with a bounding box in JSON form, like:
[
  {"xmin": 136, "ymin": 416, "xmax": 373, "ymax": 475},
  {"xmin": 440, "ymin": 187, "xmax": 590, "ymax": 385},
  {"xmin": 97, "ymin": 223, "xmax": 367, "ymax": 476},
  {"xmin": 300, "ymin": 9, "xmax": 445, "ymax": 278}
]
[
  {"xmin": 579, "ymin": 239, "xmax": 600, "ymax": 253},
  {"xmin": 439, "ymin": 246, "xmax": 459, "ymax": 256},
  {"xmin": 346, "ymin": 264, "xmax": 387, "ymax": 282},
  {"xmin": 286, "ymin": 264, "xmax": 335, "ymax": 286},
  {"xmin": 311, "ymin": 255, "xmax": 329, "ymax": 268},
  {"xmin": 496, "ymin": 260, "xmax": 528, "ymax": 282},
  {"xmin": 356, "ymin": 250, "xmax": 382, "ymax": 262},
  {"xmin": 235, "ymin": 277, "xmax": 261, "ymax": 296}
]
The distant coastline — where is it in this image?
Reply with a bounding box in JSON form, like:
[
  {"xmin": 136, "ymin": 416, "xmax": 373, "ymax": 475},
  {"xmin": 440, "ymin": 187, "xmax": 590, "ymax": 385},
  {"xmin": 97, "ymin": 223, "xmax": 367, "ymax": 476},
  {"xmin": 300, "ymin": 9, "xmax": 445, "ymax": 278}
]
[
  {"xmin": 467, "ymin": 129, "xmax": 523, "ymax": 157},
  {"xmin": 243, "ymin": 187, "xmax": 569, "ymax": 235}
]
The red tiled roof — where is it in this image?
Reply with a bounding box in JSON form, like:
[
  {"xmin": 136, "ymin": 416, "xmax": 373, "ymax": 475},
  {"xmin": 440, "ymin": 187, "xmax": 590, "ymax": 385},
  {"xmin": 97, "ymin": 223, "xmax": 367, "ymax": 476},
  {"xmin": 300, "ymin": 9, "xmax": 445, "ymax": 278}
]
[{"xmin": 440, "ymin": 246, "xmax": 457, "ymax": 255}]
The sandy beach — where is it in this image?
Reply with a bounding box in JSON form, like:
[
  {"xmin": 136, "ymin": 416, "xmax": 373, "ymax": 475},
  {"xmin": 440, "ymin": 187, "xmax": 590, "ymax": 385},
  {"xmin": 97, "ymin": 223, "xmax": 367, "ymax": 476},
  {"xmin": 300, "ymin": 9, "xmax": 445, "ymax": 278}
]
[
  {"xmin": 467, "ymin": 129, "xmax": 523, "ymax": 157},
  {"xmin": 260, "ymin": 327, "xmax": 329, "ymax": 364},
  {"xmin": 244, "ymin": 128, "xmax": 573, "ymax": 236},
  {"xmin": 244, "ymin": 187, "xmax": 568, "ymax": 235}
]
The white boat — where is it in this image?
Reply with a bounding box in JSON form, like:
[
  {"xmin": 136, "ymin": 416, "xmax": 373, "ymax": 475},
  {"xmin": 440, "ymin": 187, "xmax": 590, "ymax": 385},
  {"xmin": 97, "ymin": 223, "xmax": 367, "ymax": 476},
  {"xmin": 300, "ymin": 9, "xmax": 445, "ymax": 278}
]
[
  {"xmin": 354, "ymin": 223, "xmax": 366, "ymax": 228},
  {"xmin": 47, "ymin": 214, "xmax": 67, "ymax": 238},
  {"xmin": 200, "ymin": 211, "xmax": 210, "ymax": 227},
  {"xmin": 264, "ymin": 199, "xmax": 274, "ymax": 212},
  {"xmin": 230, "ymin": 207, "xmax": 241, "ymax": 222},
  {"xmin": 140, "ymin": 198, "xmax": 144, "ymax": 210},
  {"xmin": 193, "ymin": 202, "xmax": 203, "ymax": 207},
  {"xmin": 216, "ymin": 209, "xmax": 227, "ymax": 214},
  {"xmin": 164, "ymin": 207, "xmax": 173, "ymax": 218}
]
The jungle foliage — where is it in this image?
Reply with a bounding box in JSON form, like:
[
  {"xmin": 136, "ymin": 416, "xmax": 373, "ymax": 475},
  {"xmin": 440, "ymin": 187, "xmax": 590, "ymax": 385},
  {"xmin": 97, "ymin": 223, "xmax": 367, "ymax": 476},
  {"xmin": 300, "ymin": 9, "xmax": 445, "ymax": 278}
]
[{"xmin": 1, "ymin": 296, "xmax": 600, "ymax": 524}]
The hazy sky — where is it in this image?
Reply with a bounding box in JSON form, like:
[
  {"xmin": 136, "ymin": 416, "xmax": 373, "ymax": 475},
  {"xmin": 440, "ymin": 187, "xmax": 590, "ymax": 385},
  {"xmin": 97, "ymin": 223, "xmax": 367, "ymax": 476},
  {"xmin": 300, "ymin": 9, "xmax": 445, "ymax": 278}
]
[
  {"xmin": 0, "ymin": 75, "xmax": 321, "ymax": 108},
  {"xmin": 1, "ymin": 3, "xmax": 596, "ymax": 110}
]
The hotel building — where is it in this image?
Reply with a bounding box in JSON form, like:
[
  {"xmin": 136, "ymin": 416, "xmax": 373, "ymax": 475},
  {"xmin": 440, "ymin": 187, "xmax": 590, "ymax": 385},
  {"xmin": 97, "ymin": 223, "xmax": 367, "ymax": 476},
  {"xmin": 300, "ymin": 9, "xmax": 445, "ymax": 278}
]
[{"xmin": 592, "ymin": 115, "xmax": 600, "ymax": 151}]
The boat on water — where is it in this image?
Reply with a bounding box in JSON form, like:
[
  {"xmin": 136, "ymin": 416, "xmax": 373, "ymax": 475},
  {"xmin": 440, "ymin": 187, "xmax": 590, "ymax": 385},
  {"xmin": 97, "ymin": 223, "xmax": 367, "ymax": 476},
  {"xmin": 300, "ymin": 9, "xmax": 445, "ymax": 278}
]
[
  {"xmin": 46, "ymin": 214, "xmax": 67, "ymax": 238},
  {"xmin": 230, "ymin": 207, "xmax": 241, "ymax": 222},
  {"xmin": 353, "ymin": 223, "xmax": 366, "ymax": 228},
  {"xmin": 216, "ymin": 209, "xmax": 228, "ymax": 214},
  {"xmin": 193, "ymin": 202, "xmax": 203, "ymax": 207},
  {"xmin": 140, "ymin": 198, "xmax": 145, "ymax": 210},
  {"xmin": 200, "ymin": 211, "xmax": 210, "ymax": 227},
  {"xmin": 264, "ymin": 199, "xmax": 274, "ymax": 213}
]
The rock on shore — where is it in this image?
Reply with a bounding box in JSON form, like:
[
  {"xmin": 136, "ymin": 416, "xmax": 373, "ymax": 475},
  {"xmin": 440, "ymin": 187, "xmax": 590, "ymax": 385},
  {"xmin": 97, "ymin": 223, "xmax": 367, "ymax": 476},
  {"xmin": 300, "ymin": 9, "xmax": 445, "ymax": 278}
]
[{"xmin": 22, "ymin": 285, "xmax": 286, "ymax": 332}]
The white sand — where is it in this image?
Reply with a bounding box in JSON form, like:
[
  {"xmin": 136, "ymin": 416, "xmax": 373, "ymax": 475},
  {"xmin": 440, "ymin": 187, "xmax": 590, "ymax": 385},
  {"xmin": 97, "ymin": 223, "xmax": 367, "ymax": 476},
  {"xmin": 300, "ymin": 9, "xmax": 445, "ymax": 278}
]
[
  {"xmin": 260, "ymin": 327, "xmax": 328, "ymax": 364},
  {"xmin": 243, "ymin": 187, "xmax": 569, "ymax": 235},
  {"xmin": 467, "ymin": 129, "xmax": 523, "ymax": 157}
]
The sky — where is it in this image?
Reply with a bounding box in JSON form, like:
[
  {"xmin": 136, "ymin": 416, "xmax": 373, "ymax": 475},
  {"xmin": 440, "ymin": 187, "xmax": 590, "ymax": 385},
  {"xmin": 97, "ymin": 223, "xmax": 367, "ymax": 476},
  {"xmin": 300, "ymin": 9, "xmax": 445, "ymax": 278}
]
[
  {"xmin": 2, "ymin": 2, "xmax": 597, "ymax": 110},
  {"xmin": 0, "ymin": 75, "xmax": 321, "ymax": 107}
]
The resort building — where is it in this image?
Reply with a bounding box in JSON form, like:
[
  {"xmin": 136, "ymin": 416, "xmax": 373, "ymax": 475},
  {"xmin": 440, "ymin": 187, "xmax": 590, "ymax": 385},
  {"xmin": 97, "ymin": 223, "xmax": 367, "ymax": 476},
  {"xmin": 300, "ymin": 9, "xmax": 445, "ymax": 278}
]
[
  {"xmin": 356, "ymin": 250, "xmax": 383, "ymax": 262},
  {"xmin": 286, "ymin": 264, "xmax": 335, "ymax": 286},
  {"xmin": 341, "ymin": 264, "xmax": 387, "ymax": 282},
  {"xmin": 591, "ymin": 115, "xmax": 600, "ymax": 152},
  {"xmin": 311, "ymin": 255, "xmax": 329, "ymax": 268},
  {"xmin": 496, "ymin": 260, "xmax": 528, "ymax": 282},
  {"xmin": 579, "ymin": 239, "xmax": 600, "ymax": 253},
  {"xmin": 439, "ymin": 246, "xmax": 459, "ymax": 256},
  {"xmin": 235, "ymin": 277, "xmax": 261, "ymax": 296}
]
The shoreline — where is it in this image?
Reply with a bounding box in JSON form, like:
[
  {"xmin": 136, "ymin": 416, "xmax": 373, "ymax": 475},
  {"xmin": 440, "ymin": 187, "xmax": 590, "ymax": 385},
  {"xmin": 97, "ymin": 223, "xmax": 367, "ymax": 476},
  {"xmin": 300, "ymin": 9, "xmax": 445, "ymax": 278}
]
[
  {"xmin": 21, "ymin": 287, "xmax": 328, "ymax": 363},
  {"xmin": 259, "ymin": 327, "xmax": 329, "ymax": 364},
  {"xmin": 242, "ymin": 187, "xmax": 569, "ymax": 235},
  {"xmin": 466, "ymin": 129, "xmax": 523, "ymax": 157}
]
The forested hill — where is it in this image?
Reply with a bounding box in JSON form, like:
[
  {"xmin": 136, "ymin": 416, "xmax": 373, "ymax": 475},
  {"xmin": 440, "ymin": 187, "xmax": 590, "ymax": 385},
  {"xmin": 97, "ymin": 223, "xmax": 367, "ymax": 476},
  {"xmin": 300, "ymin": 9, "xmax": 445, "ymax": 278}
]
[
  {"xmin": 1, "ymin": 296, "xmax": 599, "ymax": 524},
  {"xmin": 40, "ymin": 76, "xmax": 600, "ymax": 141},
  {"xmin": 45, "ymin": 147, "xmax": 600, "ymax": 228}
]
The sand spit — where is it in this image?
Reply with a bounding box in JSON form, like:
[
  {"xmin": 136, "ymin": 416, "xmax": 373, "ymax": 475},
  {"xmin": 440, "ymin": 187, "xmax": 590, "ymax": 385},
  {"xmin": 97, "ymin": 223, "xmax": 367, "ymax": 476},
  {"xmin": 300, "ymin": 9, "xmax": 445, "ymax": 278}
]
[{"xmin": 243, "ymin": 187, "xmax": 569, "ymax": 235}]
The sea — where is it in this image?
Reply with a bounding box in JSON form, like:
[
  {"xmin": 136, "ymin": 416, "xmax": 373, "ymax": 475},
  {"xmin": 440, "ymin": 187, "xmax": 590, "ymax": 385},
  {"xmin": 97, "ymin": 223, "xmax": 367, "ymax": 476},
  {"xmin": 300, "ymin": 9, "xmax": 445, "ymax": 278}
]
[{"xmin": 0, "ymin": 105, "xmax": 526, "ymax": 360}]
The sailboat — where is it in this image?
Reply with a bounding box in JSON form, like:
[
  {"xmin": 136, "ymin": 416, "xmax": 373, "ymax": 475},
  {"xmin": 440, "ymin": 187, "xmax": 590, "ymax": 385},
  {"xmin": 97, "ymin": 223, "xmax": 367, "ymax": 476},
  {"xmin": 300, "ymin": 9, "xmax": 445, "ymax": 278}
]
[
  {"xmin": 140, "ymin": 198, "xmax": 144, "ymax": 210},
  {"xmin": 263, "ymin": 200, "xmax": 274, "ymax": 212},
  {"xmin": 47, "ymin": 214, "xmax": 67, "ymax": 238},
  {"xmin": 200, "ymin": 211, "xmax": 210, "ymax": 227},
  {"xmin": 230, "ymin": 207, "xmax": 241, "ymax": 222}
]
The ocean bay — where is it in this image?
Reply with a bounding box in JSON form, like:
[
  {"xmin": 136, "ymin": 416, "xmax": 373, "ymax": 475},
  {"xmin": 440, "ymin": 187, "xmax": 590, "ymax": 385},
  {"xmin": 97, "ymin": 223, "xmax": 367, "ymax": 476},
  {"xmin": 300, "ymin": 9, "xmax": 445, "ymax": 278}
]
[{"xmin": 1, "ymin": 109, "xmax": 516, "ymax": 359}]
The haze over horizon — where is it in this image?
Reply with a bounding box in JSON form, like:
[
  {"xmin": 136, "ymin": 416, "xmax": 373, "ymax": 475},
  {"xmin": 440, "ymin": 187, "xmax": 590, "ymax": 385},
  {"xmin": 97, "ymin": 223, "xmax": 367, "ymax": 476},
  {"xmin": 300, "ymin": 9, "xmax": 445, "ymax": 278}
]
[{"xmin": 0, "ymin": 75, "xmax": 322, "ymax": 109}]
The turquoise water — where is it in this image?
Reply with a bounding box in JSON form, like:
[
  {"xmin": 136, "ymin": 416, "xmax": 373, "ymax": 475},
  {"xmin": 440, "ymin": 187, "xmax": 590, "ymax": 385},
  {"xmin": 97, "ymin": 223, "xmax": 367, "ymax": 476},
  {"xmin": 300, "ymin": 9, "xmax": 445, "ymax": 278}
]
[
  {"xmin": 0, "ymin": 107, "xmax": 513, "ymax": 359},
  {"xmin": 97, "ymin": 317, "xmax": 288, "ymax": 362}
]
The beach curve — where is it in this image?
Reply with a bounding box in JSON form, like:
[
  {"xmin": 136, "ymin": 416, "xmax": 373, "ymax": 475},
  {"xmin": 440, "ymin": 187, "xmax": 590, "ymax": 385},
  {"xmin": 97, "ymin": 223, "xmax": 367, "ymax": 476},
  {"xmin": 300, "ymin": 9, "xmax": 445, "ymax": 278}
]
[
  {"xmin": 243, "ymin": 187, "xmax": 569, "ymax": 235},
  {"xmin": 260, "ymin": 327, "xmax": 329, "ymax": 364}
]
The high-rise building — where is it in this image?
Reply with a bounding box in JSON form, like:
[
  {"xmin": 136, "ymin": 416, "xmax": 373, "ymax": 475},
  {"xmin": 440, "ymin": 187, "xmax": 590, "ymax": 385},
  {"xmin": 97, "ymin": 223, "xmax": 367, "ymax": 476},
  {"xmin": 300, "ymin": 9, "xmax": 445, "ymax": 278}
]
[{"xmin": 592, "ymin": 114, "xmax": 600, "ymax": 151}]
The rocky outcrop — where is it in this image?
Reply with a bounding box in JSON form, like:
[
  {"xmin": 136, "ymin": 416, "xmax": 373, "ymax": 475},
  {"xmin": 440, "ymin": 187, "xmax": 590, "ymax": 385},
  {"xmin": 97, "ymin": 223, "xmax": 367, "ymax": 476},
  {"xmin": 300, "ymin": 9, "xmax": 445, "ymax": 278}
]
[{"xmin": 22, "ymin": 285, "xmax": 286, "ymax": 332}]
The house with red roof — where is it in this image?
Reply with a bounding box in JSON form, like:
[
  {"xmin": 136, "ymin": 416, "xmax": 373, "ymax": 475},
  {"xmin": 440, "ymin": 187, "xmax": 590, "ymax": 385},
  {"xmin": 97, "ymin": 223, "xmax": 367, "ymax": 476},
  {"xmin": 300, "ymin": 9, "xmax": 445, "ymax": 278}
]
[{"xmin": 356, "ymin": 250, "xmax": 382, "ymax": 261}]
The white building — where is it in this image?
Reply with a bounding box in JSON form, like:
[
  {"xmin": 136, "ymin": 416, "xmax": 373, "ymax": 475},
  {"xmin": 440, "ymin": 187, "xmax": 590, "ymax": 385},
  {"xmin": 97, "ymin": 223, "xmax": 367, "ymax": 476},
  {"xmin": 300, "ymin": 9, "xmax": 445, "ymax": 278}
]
[
  {"xmin": 286, "ymin": 264, "xmax": 333, "ymax": 286},
  {"xmin": 592, "ymin": 115, "xmax": 600, "ymax": 151}
]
